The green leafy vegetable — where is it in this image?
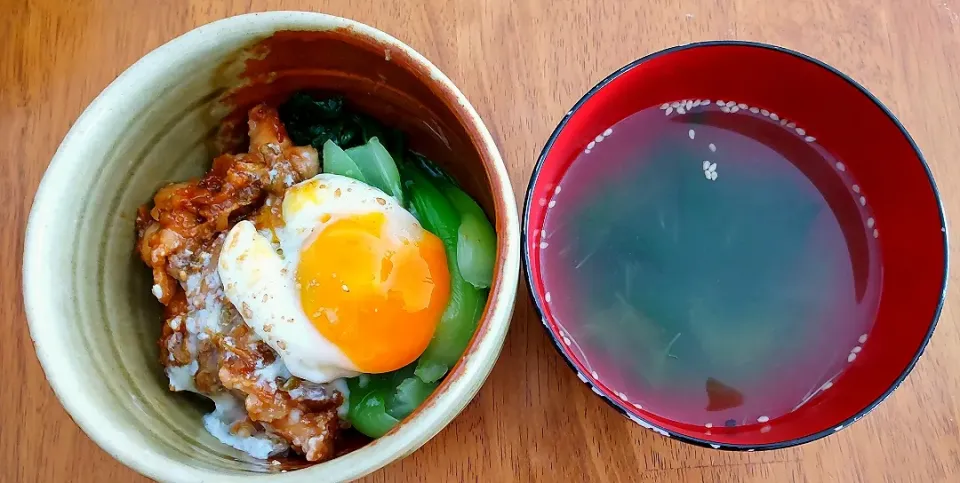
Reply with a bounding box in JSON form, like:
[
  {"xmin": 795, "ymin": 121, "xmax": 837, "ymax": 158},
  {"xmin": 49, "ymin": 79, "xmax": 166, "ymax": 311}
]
[
  {"xmin": 409, "ymin": 154, "xmax": 496, "ymax": 288},
  {"xmin": 444, "ymin": 186, "xmax": 496, "ymax": 289},
  {"xmin": 347, "ymin": 387, "xmax": 399, "ymax": 438},
  {"xmin": 388, "ymin": 376, "xmax": 438, "ymax": 419},
  {"xmin": 322, "ymin": 140, "xmax": 366, "ymax": 182},
  {"xmin": 403, "ymin": 165, "xmax": 487, "ymax": 382},
  {"xmin": 345, "ymin": 137, "xmax": 404, "ymax": 203},
  {"xmin": 344, "ymin": 365, "xmax": 438, "ymax": 438},
  {"xmin": 409, "ymin": 152, "xmax": 459, "ymax": 186},
  {"xmin": 279, "ymin": 92, "xmax": 404, "ymax": 157}
]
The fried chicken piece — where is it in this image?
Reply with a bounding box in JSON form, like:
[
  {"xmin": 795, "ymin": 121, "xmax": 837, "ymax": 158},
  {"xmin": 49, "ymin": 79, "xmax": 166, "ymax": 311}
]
[
  {"xmin": 135, "ymin": 104, "xmax": 319, "ymax": 304},
  {"xmin": 216, "ymin": 321, "xmax": 343, "ymax": 462},
  {"xmin": 135, "ymin": 104, "xmax": 342, "ymax": 462}
]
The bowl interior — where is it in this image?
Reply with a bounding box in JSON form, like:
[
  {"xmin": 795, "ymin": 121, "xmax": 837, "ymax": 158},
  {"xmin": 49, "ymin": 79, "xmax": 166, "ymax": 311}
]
[
  {"xmin": 525, "ymin": 42, "xmax": 946, "ymax": 449},
  {"xmin": 25, "ymin": 13, "xmax": 517, "ymax": 481}
]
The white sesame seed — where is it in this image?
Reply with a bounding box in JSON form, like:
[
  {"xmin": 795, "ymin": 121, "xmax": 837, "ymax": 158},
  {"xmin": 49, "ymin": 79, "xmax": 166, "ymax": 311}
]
[
  {"xmin": 591, "ymin": 371, "xmax": 599, "ymax": 378},
  {"xmin": 758, "ymin": 416, "xmax": 770, "ymax": 423},
  {"xmin": 545, "ymin": 292, "xmax": 552, "ymax": 303},
  {"xmin": 867, "ymin": 217, "xmax": 875, "ymax": 227},
  {"xmin": 703, "ymin": 161, "xmax": 711, "ymax": 170},
  {"xmin": 836, "ymin": 162, "xmax": 846, "ymax": 171},
  {"xmin": 852, "ymin": 184, "xmax": 861, "ymax": 193},
  {"xmin": 859, "ymin": 334, "xmax": 868, "ymax": 343},
  {"xmin": 540, "ymin": 242, "xmax": 549, "ymax": 249},
  {"xmin": 730, "ymin": 106, "xmax": 740, "ymax": 113},
  {"xmin": 796, "ymin": 127, "xmax": 806, "ymax": 135},
  {"xmin": 686, "ymin": 100, "xmax": 694, "ymax": 110},
  {"xmin": 595, "ymin": 135, "xmax": 604, "ymax": 143},
  {"xmin": 860, "ymin": 196, "xmax": 866, "ymax": 206},
  {"xmin": 726, "ymin": 100, "xmax": 737, "ymax": 107},
  {"xmin": 709, "ymin": 162, "xmax": 717, "ymax": 171},
  {"xmin": 780, "ymin": 119, "xmax": 788, "ymax": 126},
  {"xmin": 689, "ymin": 129, "xmax": 696, "ymax": 139},
  {"xmin": 770, "ymin": 113, "xmax": 780, "ymax": 121},
  {"xmin": 737, "ymin": 103, "xmax": 747, "ymax": 109},
  {"xmin": 750, "ymin": 107, "xmax": 760, "ymax": 113},
  {"xmin": 761, "ymin": 109, "xmax": 770, "ymax": 116},
  {"xmin": 604, "ymin": 128, "xmax": 613, "ymax": 136},
  {"xmin": 665, "ymin": 107, "xmax": 674, "ymax": 115},
  {"xmin": 852, "ymin": 346, "xmax": 862, "ymax": 353},
  {"xmin": 805, "ymin": 136, "xmax": 816, "ymax": 142},
  {"xmin": 711, "ymin": 444, "xmax": 721, "ymax": 449},
  {"xmin": 702, "ymin": 99, "xmax": 711, "ymax": 105},
  {"xmin": 821, "ymin": 381, "xmax": 833, "ymax": 391},
  {"xmin": 548, "ymin": 200, "xmax": 556, "ymax": 208},
  {"xmin": 588, "ymin": 141, "xmax": 596, "ymax": 149},
  {"xmin": 873, "ymin": 229, "xmax": 879, "ymax": 238},
  {"xmin": 555, "ymin": 186, "xmax": 562, "ymax": 195},
  {"xmin": 848, "ymin": 353, "xmax": 857, "ymax": 362},
  {"xmin": 677, "ymin": 107, "xmax": 686, "ymax": 114},
  {"xmin": 716, "ymin": 100, "xmax": 725, "ymax": 106},
  {"xmin": 710, "ymin": 171, "xmax": 718, "ymax": 180},
  {"xmin": 693, "ymin": 99, "xmax": 702, "ymax": 107},
  {"xmin": 704, "ymin": 171, "xmax": 712, "ymax": 179},
  {"xmin": 585, "ymin": 149, "xmax": 591, "ymax": 154},
  {"xmin": 721, "ymin": 106, "xmax": 731, "ymax": 113},
  {"xmin": 709, "ymin": 143, "xmax": 717, "ymax": 152},
  {"xmin": 672, "ymin": 101, "xmax": 681, "ymax": 108},
  {"xmin": 787, "ymin": 122, "xmax": 797, "ymax": 128},
  {"xmin": 661, "ymin": 103, "xmax": 669, "ymax": 109},
  {"xmin": 563, "ymin": 337, "xmax": 571, "ymax": 345},
  {"xmin": 706, "ymin": 423, "xmax": 713, "ymax": 428},
  {"xmin": 633, "ymin": 403, "xmax": 643, "ymax": 409}
]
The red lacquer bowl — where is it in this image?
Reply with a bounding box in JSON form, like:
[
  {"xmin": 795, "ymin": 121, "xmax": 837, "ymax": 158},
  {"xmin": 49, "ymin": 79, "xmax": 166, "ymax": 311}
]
[{"xmin": 523, "ymin": 42, "xmax": 948, "ymax": 450}]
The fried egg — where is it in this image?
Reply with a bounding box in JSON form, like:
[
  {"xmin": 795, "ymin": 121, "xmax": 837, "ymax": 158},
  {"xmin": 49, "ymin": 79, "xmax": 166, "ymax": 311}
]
[{"xmin": 218, "ymin": 174, "xmax": 450, "ymax": 383}]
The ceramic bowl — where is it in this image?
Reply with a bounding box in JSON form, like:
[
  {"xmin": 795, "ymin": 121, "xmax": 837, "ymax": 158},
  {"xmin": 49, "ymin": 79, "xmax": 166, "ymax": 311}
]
[
  {"xmin": 524, "ymin": 42, "xmax": 947, "ymax": 450},
  {"xmin": 23, "ymin": 11, "xmax": 519, "ymax": 482}
]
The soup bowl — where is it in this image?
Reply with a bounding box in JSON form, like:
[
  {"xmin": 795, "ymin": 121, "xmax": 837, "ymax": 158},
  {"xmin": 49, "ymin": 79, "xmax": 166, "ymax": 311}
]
[
  {"xmin": 23, "ymin": 11, "xmax": 520, "ymax": 482},
  {"xmin": 523, "ymin": 41, "xmax": 947, "ymax": 450}
]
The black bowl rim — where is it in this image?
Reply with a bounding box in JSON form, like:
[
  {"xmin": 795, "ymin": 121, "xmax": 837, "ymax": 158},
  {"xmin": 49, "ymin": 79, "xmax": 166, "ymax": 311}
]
[{"xmin": 521, "ymin": 40, "xmax": 950, "ymax": 452}]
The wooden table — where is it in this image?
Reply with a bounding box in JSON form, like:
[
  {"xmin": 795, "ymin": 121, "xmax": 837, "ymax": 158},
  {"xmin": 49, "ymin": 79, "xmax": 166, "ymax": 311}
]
[{"xmin": 4, "ymin": 1, "xmax": 960, "ymax": 481}]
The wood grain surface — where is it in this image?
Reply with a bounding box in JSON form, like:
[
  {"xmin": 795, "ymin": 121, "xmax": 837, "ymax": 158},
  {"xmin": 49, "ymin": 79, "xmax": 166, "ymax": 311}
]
[{"xmin": 3, "ymin": 0, "xmax": 960, "ymax": 481}]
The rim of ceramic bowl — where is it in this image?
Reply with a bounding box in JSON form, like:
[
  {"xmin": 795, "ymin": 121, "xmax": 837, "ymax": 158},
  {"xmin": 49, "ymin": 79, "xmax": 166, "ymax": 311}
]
[
  {"xmin": 23, "ymin": 11, "xmax": 520, "ymax": 482},
  {"xmin": 522, "ymin": 40, "xmax": 949, "ymax": 451}
]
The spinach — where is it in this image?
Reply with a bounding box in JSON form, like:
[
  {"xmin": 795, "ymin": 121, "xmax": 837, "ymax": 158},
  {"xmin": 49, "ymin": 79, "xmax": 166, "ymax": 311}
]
[{"xmin": 278, "ymin": 92, "xmax": 405, "ymax": 162}]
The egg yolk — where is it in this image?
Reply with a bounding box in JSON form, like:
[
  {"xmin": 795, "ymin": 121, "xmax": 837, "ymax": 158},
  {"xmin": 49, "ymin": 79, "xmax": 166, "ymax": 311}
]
[{"xmin": 297, "ymin": 212, "xmax": 450, "ymax": 373}]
